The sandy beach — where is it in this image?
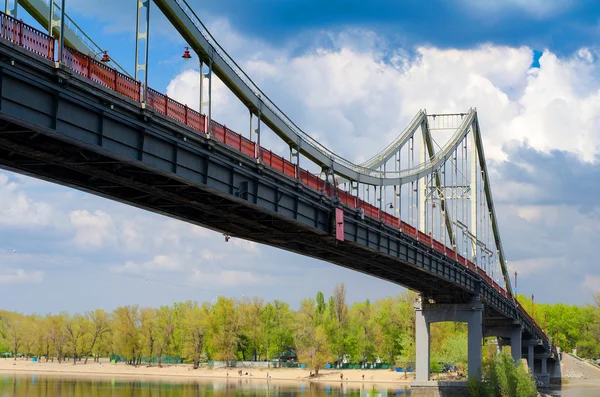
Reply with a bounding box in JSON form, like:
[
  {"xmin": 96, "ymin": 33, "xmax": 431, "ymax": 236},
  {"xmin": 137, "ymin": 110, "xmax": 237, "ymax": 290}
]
[{"xmin": 0, "ymin": 358, "xmax": 418, "ymax": 385}]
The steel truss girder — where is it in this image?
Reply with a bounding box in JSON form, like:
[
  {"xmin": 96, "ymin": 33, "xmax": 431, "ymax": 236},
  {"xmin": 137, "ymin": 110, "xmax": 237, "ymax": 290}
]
[{"xmin": 425, "ymin": 185, "xmax": 471, "ymax": 200}]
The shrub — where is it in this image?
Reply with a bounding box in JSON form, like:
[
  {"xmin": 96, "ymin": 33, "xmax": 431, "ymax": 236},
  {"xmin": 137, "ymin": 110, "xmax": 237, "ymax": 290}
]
[{"xmin": 474, "ymin": 352, "xmax": 537, "ymax": 397}]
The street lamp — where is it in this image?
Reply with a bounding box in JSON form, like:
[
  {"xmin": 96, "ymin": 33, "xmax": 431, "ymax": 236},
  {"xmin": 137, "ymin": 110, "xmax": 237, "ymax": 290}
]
[
  {"xmin": 89, "ymin": 50, "xmax": 111, "ymax": 63},
  {"xmin": 531, "ymin": 294, "xmax": 535, "ymax": 319},
  {"xmin": 514, "ymin": 271, "xmax": 518, "ymax": 294},
  {"xmin": 180, "ymin": 46, "xmax": 210, "ymax": 121}
]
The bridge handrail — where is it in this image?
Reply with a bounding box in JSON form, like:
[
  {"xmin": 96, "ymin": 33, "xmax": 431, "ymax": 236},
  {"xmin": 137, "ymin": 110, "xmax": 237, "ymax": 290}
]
[
  {"xmin": 167, "ymin": 0, "xmax": 372, "ymax": 173},
  {"xmin": 34, "ymin": 0, "xmax": 131, "ymax": 76},
  {"xmin": 0, "ymin": 12, "xmax": 550, "ymax": 349},
  {"xmin": 0, "ymin": 12, "xmax": 54, "ymax": 59}
]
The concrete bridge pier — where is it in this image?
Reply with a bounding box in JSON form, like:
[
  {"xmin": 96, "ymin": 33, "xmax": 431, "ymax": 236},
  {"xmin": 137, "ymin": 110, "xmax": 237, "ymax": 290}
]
[
  {"xmin": 485, "ymin": 324, "xmax": 522, "ymax": 364},
  {"xmin": 414, "ymin": 295, "xmax": 484, "ymax": 381},
  {"xmin": 527, "ymin": 342, "xmax": 535, "ymax": 374}
]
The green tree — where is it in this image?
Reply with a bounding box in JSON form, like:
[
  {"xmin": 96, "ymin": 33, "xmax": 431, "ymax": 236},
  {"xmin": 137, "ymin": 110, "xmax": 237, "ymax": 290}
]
[
  {"xmin": 440, "ymin": 333, "xmax": 468, "ymax": 369},
  {"xmin": 84, "ymin": 309, "xmax": 111, "ymax": 364},
  {"xmin": 181, "ymin": 301, "xmax": 208, "ymax": 368},
  {"xmin": 113, "ymin": 305, "xmax": 141, "ymax": 365},
  {"xmin": 316, "ymin": 292, "xmax": 326, "ymax": 314},
  {"xmin": 155, "ymin": 305, "xmax": 177, "ymax": 367},
  {"xmin": 139, "ymin": 308, "xmax": 157, "ymax": 365},
  {"xmin": 64, "ymin": 313, "xmax": 89, "ymax": 364},
  {"xmin": 239, "ymin": 296, "xmax": 265, "ymax": 361},
  {"xmin": 297, "ymin": 326, "xmax": 332, "ymax": 376},
  {"xmin": 263, "ymin": 300, "xmax": 294, "ymax": 364},
  {"xmin": 2, "ymin": 311, "xmax": 24, "ymax": 360},
  {"xmin": 349, "ymin": 300, "xmax": 375, "ymax": 366},
  {"xmin": 47, "ymin": 314, "xmax": 67, "ymax": 362},
  {"xmin": 210, "ymin": 297, "xmax": 243, "ymax": 365}
]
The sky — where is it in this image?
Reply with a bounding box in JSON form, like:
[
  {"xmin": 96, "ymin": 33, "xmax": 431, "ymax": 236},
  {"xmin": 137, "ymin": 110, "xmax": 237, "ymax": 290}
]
[{"xmin": 2, "ymin": 0, "xmax": 600, "ymax": 313}]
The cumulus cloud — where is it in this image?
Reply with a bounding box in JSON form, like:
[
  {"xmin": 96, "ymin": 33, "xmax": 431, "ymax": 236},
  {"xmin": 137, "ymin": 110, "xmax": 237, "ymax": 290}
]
[
  {"xmin": 0, "ymin": 173, "xmax": 54, "ymax": 227},
  {"xmin": 166, "ymin": 36, "xmax": 600, "ymax": 167},
  {"xmin": 111, "ymin": 255, "xmax": 185, "ymax": 275},
  {"xmin": 0, "ymin": 267, "xmax": 44, "ymax": 285},
  {"xmin": 69, "ymin": 210, "xmax": 118, "ymax": 249},
  {"xmin": 583, "ymin": 274, "xmax": 600, "ymax": 293}
]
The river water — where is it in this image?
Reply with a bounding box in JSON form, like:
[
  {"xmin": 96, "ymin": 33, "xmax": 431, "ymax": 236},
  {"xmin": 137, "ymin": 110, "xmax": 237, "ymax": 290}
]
[
  {"xmin": 0, "ymin": 375, "xmax": 410, "ymax": 396},
  {"xmin": 1, "ymin": 375, "xmax": 598, "ymax": 396}
]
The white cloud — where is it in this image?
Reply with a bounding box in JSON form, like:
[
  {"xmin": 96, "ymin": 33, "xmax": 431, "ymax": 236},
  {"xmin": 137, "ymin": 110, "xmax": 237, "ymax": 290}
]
[
  {"xmin": 583, "ymin": 274, "xmax": 600, "ymax": 293},
  {"xmin": 0, "ymin": 173, "xmax": 54, "ymax": 227},
  {"xmin": 111, "ymin": 254, "xmax": 185, "ymax": 275},
  {"xmin": 0, "ymin": 267, "xmax": 44, "ymax": 285},
  {"xmin": 507, "ymin": 256, "xmax": 567, "ymax": 278},
  {"xmin": 69, "ymin": 210, "xmax": 117, "ymax": 249},
  {"xmin": 166, "ymin": 69, "xmax": 234, "ymax": 115},
  {"xmin": 166, "ymin": 38, "xmax": 600, "ymax": 166},
  {"xmin": 230, "ymin": 239, "xmax": 260, "ymax": 254}
]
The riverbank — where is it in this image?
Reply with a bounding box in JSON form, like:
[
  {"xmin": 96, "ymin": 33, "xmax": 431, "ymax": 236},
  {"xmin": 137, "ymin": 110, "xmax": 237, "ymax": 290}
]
[{"xmin": 0, "ymin": 358, "xmax": 423, "ymax": 384}]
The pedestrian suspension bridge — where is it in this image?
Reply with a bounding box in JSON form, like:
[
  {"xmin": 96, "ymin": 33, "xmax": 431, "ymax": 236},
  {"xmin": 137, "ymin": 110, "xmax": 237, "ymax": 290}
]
[{"xmin": 0, "ymin": 0, "xmax": 558, "ymax": 384}]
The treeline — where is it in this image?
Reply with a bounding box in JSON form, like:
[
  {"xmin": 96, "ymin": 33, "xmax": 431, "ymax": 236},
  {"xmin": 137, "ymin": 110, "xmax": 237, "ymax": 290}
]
[
  {"xmin": 517, "ymin": 293, "xmax": 600, "ymax": 358},
  {"xmin": 0, "ymin": 284, "xmax": 468, "ymax": 373},
  {"xmin": 1, "ymin": 286, "xmax": 598, "ymax": 374}
]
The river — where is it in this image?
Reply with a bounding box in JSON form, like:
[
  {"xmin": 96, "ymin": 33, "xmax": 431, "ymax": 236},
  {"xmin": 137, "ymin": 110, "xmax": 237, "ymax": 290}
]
[
  {"xmin": 1, "ymin": 375, "xmax": 598, "ymax": 396},
  {"xmin": 0, "ymin": 375, "xmax": 410, "ymax": 396}
]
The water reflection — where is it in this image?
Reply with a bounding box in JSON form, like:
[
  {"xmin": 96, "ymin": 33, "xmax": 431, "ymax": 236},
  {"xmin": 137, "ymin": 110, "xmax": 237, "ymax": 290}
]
[
  {"xmin": 0, "ymin": 375, "xmax": 411, "ymax": 396},
  {"xmin": 543, "ymin": 380, "xmax": 600, "ymax": 397}
]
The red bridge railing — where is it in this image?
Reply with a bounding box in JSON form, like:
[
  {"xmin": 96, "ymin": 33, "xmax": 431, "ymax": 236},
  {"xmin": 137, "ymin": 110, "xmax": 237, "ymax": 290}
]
[
  {"xmin": 0, "ymin": 13, "xmax": 548, "ymax": 343},
  {"xmin": 0, "ymin": 13, "xmax": 54, "ymax": 60}
]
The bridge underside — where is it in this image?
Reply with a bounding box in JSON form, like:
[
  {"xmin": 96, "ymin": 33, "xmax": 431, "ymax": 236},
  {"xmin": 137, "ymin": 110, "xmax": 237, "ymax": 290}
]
[
  {"xmin": 0, "ymin": 114, "xmax": 475, "ymax": 303},
  {"xmin": 0, "ymin": 40, "xmax": 481, "ymax": 304}
]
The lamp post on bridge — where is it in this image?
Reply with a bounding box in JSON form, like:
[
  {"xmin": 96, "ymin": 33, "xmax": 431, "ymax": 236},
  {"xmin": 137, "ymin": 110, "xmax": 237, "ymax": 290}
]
[
  {"xmin": 514, "ymin": 271, "xmax": 518, "ymax": 294},
  {"xmin": 89, "ymin": 50, "xmax": 111, "ymax": 63},
  {"xmin": 531, "ymin": 293, "xmax": 535, "ymax": 320},
  {"xmin": 181, "ymin": 46, "xmax": 211, "ymax": 133}
]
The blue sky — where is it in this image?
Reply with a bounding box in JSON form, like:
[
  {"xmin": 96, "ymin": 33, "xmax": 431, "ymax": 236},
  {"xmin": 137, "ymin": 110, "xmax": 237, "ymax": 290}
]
[{"xmin": 2, "ymin": 0, "xmax": 600, "ymax": 314}]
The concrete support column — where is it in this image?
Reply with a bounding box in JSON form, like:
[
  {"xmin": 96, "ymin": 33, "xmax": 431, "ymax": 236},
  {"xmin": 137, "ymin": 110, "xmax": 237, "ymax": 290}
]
[
  {"xmin": 541, "ymin": 356, "xmax": 547, "ymax": 374},
  {"xmin": 528, "ymin": 344, "xmax": 534, "ymax": 374},
  {"xmin": 485, "ymin": 325, "xmax": 522, "ymax": 364},
  {"xmin": 415, "ymin": 304, "xmax": 430, "ymax": 381},
  {"xmin": 413, "ymin": 295, "xmax": 483, "ymax": 382},
  {"xmin": 509, "ymin": 328, "xmax": 522, "ymax": 364},
  {"xmin": 467, "ymin": 307, "xmax": 483, "ymax": 380}
]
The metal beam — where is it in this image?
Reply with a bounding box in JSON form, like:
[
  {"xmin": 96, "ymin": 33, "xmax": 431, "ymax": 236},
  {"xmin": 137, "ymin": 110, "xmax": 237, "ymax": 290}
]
[
  {"xmin": 470, "ymin": 121, "xmax": 477, "ymax": 259},
  {"xmin": 135, "ymin": 0, "xmax": 150, "ymax": 102},
  {"xmin": 471, "ymin": 114, "xmax": 513, "ymax": 297}
]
